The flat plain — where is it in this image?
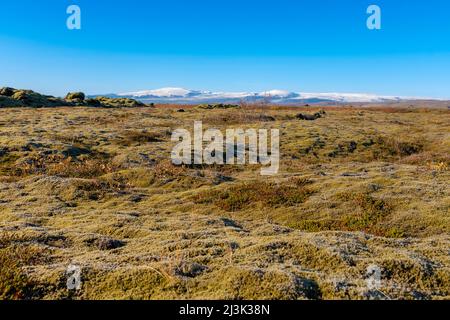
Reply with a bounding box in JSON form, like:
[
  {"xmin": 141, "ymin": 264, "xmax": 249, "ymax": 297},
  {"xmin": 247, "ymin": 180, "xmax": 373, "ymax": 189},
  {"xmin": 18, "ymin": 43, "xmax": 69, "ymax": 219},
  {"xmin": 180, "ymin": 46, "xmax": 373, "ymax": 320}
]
[{"xmin": 0, "ymin": 104, "xmax": 449, "ymax": 299}]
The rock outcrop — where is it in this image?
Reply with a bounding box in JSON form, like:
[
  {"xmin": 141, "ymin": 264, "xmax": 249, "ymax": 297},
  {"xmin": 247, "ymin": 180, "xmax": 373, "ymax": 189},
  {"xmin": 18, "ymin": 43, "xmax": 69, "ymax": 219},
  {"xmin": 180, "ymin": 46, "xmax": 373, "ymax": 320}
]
[{"xmin": 0, "ymin": 87, "xmax": 150, "ymax": 108}]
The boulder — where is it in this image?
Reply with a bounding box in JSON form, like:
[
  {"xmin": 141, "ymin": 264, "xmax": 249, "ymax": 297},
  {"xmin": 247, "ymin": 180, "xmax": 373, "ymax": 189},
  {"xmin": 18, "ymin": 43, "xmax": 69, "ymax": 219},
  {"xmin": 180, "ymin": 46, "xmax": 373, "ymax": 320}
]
[
  {"xmin": 0, "ymin": 87, "xmax": 15, "ymax": 97},
  {"xmin": 95, "ymin": 237, "xmax": 125, "ymax": 250},
  {"xmin": 0, "ymin": 87, "xmax": 147, "ymax": 108},
  {"xmin": 90, "ymin": 96, "xmax": 146, "ymax": 108},
  {"xmin": 296, "ymin": 112, "xmax": 322, "ymax": 121},
  {"xmin": 0, "ymin": 96, "xmax": 21, "ymax": 107},
  {"xmin": 65, "ymin": 92, "xmax": 86, "ymax": 101}
]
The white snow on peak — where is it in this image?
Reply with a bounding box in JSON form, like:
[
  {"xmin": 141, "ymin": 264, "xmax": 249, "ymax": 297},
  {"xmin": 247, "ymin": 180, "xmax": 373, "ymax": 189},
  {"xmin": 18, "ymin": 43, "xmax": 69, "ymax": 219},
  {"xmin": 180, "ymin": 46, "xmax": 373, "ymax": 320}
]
[
  {"xmin": 297, "ymin": 92, "xmax": 401, "ymax": 103},
  {"xmin": 119, "ymin": 87, "xmax": 192, "ymax": 97},
  {"xmin": 205, "ymin": 91, "xmax": 255, "ymax": 99},
  {"xmin": 115, "ymin": 87, "xmax": 432, "ymax": 103},
  {"xmin": 259, "ymin": 90, "xmax": 292, "ymax": 97}
]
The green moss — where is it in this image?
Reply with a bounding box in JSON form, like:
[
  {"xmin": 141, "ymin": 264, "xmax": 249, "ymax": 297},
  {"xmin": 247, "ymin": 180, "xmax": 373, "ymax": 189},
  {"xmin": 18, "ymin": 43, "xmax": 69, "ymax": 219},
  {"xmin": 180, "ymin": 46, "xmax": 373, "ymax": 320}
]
[
  {"xmin": 204, "ymin": 267, "xmax": 321, "ymax": 300},
  {"xmin": 0, "ymin": 153, "xmax": 20, "ymax": 175},
  {"xmin": 65, "ymin": 92, "xmax": 85, "ymax": 101},
  {"xmin": 89, "ymin": 96, "xmax": 146, "ymax": 108},
  {"xmin": 194, "ymin": 179, "xmax": 314, "ymax": 212},
  {"xmin": 0, "ymin": 245, "xmax": 44, "ymax": 300},
  {"xmin": 328, "ymin": 192, "xmax": 393, "ymax": 235}
]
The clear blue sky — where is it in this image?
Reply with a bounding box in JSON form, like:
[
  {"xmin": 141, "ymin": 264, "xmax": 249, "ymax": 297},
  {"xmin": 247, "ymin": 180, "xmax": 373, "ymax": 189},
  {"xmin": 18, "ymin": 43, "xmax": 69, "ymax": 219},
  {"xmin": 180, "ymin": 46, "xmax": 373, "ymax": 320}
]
[{"xmin": 0, "ymin": 0, "xmax": 449, "ymax": 98}]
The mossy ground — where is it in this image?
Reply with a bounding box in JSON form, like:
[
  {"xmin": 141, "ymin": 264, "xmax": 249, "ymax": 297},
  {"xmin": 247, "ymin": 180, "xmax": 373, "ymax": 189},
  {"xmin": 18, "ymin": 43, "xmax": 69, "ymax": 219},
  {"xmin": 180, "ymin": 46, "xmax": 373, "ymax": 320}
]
[{"xmin": 0, "ymin": 105, "xmax": 448, "ymax": 299}]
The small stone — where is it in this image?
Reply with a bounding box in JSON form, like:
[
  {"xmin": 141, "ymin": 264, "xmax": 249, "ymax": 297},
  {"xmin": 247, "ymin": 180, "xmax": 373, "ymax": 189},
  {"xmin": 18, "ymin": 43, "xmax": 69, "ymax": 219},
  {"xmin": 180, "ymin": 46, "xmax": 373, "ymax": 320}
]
[{"xmin": 96, "ymin": 238, "xmax": 125, "ymax": 250}]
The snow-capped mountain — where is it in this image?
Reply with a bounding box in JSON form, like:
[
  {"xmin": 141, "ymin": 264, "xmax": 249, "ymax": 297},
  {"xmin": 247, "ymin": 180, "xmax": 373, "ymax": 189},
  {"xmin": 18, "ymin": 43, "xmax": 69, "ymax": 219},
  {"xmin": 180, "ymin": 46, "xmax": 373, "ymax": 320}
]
[
  {"xmin": 102, "ymin": 87, "xmax": 424, "ymax": 104},
  {"xmin": 120, "ymin": 87, "xmax": 193, "ymax": 98}
]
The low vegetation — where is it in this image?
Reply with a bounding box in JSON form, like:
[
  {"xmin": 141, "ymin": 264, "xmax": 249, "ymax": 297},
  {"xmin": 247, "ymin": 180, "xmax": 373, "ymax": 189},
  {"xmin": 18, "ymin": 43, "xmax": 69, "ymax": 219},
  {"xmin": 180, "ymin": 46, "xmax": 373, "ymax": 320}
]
[
  {"xmin": 0, "ymin": 101, "xmax": 448, "ymax": 299},
  {"xmin": 193, "ymin": 178, "xmax": 314, "ymax": 211}
]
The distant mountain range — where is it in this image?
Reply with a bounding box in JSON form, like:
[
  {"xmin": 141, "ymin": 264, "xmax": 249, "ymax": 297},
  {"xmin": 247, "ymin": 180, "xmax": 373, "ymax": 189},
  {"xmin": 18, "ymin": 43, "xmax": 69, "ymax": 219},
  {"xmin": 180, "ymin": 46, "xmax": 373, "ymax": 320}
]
[{"xmin": 94, "ymin": 87, "xmax": 438, "ymax": 105}]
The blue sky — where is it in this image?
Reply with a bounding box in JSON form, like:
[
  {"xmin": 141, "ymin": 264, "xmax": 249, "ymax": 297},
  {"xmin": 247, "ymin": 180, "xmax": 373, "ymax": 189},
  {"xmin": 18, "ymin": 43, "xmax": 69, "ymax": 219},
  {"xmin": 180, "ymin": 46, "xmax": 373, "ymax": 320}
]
[{"xmin": 0, "ymin": 0, "xmax": 449, "ymax": 98}]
